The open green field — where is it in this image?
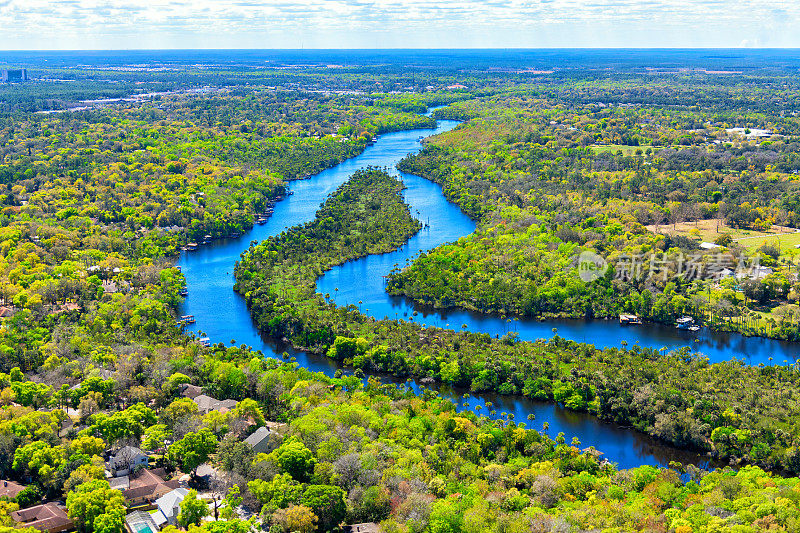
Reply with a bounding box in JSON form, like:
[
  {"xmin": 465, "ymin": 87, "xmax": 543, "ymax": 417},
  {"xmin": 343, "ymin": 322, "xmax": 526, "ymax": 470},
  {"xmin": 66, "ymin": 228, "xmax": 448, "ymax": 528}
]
[{"xmin": 739, "ymin": 231, "xmax": 800, "ymax": 254}]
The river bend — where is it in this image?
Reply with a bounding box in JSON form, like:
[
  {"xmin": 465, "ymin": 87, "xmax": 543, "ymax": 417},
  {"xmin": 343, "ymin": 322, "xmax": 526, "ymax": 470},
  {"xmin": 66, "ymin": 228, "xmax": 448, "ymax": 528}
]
[{"xmin": 177, "ymin": 114, "xmax": 783, "ymax": 470}]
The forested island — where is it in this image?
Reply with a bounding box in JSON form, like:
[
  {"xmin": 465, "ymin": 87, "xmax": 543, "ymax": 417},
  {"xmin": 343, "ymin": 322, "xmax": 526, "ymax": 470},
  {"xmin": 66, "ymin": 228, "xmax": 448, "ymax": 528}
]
[{"xmin": 1, "ymin": 50, "xmax": 800, "ymax": 532}]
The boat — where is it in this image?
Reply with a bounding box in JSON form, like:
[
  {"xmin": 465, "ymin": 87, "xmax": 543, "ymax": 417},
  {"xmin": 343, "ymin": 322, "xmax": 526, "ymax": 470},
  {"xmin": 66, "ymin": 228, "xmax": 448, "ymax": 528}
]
[
  {"xmin": 676, "ymin": 316, "xmax": 695, "ymax": 330},
  {"xmin": 180, "ymin": 315, "xmax": 195, "ymax": 324},
  {"xmin": 179, "ymin": 289, "xmax": 188, "ymax": 297},
  {"xmin": 186, "ymin": 243, "xmax": 198, "ymax": 251},
  {"xmin": 689, "ymin": 325, "xmax": 701, "ymax": 332},
  {"xmin": 619, "ymin": 314, "xmax": 641, "ymax": 325}
]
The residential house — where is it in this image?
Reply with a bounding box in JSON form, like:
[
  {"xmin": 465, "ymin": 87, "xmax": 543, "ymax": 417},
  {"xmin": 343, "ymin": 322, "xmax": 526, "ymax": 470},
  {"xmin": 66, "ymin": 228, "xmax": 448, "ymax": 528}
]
[
  {"xmin": 153, "ymin": 487, "xmax": 190, "ymax": 526},
  {"xmin": 11, "ymin": 503, "xmax": 74, "ymax": 533},
  {"xmin": 0, "ymin": 480, "xmax": 25, "ymax": 498},
  {"xmin": 101, "ymin": 278, "xmax": 130, "ymax": 294},
  {"xmin": 244, "ymin": 427, "xmax": 272, "ymax": 454},
  {"xmin": 179, "ymin": 383, "xmax": 203, "ymax": 399},
  {"xmin": 192, "ymin": 394, "xmax": 238, "ymax": 415},
  {"xmin": 108, "ymin": 445, "xmax": 149, "ymax": 476},
  {"xmin": 120, "ymin": 468, "xmax": 180, "ymax": 506}
]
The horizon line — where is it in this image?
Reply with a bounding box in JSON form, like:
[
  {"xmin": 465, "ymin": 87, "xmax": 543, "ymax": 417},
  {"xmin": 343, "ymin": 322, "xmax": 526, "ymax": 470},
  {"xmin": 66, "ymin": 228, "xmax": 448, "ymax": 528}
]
[{"xmin": 2, "ymin": 47, "xmax": 800, "ymax": 52}]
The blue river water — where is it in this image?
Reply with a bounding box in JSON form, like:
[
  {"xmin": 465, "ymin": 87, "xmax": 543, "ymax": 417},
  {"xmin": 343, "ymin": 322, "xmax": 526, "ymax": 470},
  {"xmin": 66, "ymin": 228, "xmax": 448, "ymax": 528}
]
[
  {"xmin": 176, "ymin": 113, "xmax": 790, "ymax": 470},
  {"xmin": 318, "ymin": 219, "xmax": 799, "ymax": 367}
]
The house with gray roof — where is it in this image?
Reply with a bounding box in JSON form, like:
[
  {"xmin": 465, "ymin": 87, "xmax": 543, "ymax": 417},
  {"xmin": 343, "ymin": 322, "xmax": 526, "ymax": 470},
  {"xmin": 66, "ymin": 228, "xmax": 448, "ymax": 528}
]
[
  {"xmin": 193, "ymin": 394, "xmax": 238, "ymax": 415},
  {"xmin": 108, "ymin": 445, "xmax": 148, "ymax": 476},
  {"xmin": 154, "ymin": 487, "xmax": 190, "ymax": 526},
  {"xmin": 244, "ymin": 426, "xmax": 272, "ymax": 454}
]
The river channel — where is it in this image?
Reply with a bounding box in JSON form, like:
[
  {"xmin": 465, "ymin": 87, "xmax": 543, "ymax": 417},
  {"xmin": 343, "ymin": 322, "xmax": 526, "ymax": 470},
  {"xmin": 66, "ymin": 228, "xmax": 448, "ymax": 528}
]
[{"xmin": 177, "ymin": 112, "xmax": 788, "ymax": 470}]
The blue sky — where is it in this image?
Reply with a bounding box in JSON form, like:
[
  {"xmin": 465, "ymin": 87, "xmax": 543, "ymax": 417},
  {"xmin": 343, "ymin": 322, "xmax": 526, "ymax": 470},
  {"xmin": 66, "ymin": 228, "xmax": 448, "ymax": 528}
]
[{"xmin": 0, "ymin": 0, "xmax": 796, "ymax": 49}]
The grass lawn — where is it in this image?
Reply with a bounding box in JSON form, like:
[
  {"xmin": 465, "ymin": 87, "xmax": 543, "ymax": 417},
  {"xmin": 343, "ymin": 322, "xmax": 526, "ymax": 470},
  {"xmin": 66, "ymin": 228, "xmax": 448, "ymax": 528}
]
[{"xmin": 739, "ymin": 232, "xmax": 800, "ymax": 254}]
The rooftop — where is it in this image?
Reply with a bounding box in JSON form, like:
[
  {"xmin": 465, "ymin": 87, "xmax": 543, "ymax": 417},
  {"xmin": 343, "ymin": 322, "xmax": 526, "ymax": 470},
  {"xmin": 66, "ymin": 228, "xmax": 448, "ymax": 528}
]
[
  {"xmin": 244, "ymin": 426, "xmax": 271, "ymax": 448},
  {"xmin": 0, "ymin": 479, "xmax": 25, "ymax": 498},
  {"xmin": 11, "ymin": 503, "xmax": 74, "ymax": 532},
  {"xmin": 122, "ymin": 468, "xmax": 180, "ymax": 502},
  {"xmin": 156, "ymin": 487, "xmax": 190, "ymax": 519}
]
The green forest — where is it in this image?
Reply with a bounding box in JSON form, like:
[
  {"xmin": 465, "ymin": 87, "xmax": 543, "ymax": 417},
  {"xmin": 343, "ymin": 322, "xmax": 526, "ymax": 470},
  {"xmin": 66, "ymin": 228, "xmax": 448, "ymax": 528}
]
[
  {"xmin": 1, "ymin": 54, "xmax": 800, "ymax": 533},
  {"xmin": 389, "ymin": 94, "xmax": 800, "ymax": 339}
]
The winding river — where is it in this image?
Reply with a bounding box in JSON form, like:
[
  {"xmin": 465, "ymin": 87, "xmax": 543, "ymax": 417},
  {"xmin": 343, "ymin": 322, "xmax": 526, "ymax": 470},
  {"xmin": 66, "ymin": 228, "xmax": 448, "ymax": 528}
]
[{"xmin": 178, "ymin": 112, "xmax": 797, "ymax": 471}]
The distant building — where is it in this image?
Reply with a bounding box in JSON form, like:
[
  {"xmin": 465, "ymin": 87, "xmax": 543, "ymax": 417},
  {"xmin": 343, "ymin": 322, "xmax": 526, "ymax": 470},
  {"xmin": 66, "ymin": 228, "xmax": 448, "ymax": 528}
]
[{"xmin": 1, "ymin": 69, "xmax": 28, "ymax": 83}]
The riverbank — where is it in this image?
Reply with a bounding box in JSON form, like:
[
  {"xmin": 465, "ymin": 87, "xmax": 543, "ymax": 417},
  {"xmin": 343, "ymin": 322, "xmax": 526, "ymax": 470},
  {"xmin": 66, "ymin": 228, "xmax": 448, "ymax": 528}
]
[
  {"xmin": 180, "ymin": 111, "xmax": 800, "ymax": 473},
  {"xmin": 178, "ymin": 118, "xmax": 714, "ymax": 471},
  {"xmin": 232, "ymin": 154, "xmax": 800, "ymax": 474}
]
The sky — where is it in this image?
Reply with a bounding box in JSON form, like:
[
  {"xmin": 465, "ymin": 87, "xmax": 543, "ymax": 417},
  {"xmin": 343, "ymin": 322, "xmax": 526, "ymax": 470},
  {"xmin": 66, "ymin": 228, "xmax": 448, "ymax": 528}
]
[{"xmin": 0, "ymin": 0, "xmax": 798, "ymax": 49}]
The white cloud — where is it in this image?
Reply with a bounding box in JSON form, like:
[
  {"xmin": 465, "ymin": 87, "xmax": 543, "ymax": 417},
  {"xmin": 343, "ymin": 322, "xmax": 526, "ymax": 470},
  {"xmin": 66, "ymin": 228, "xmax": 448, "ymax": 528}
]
[{"xmin": 0, "ymin": 0, "xmax": 798, "ymax": 48}]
